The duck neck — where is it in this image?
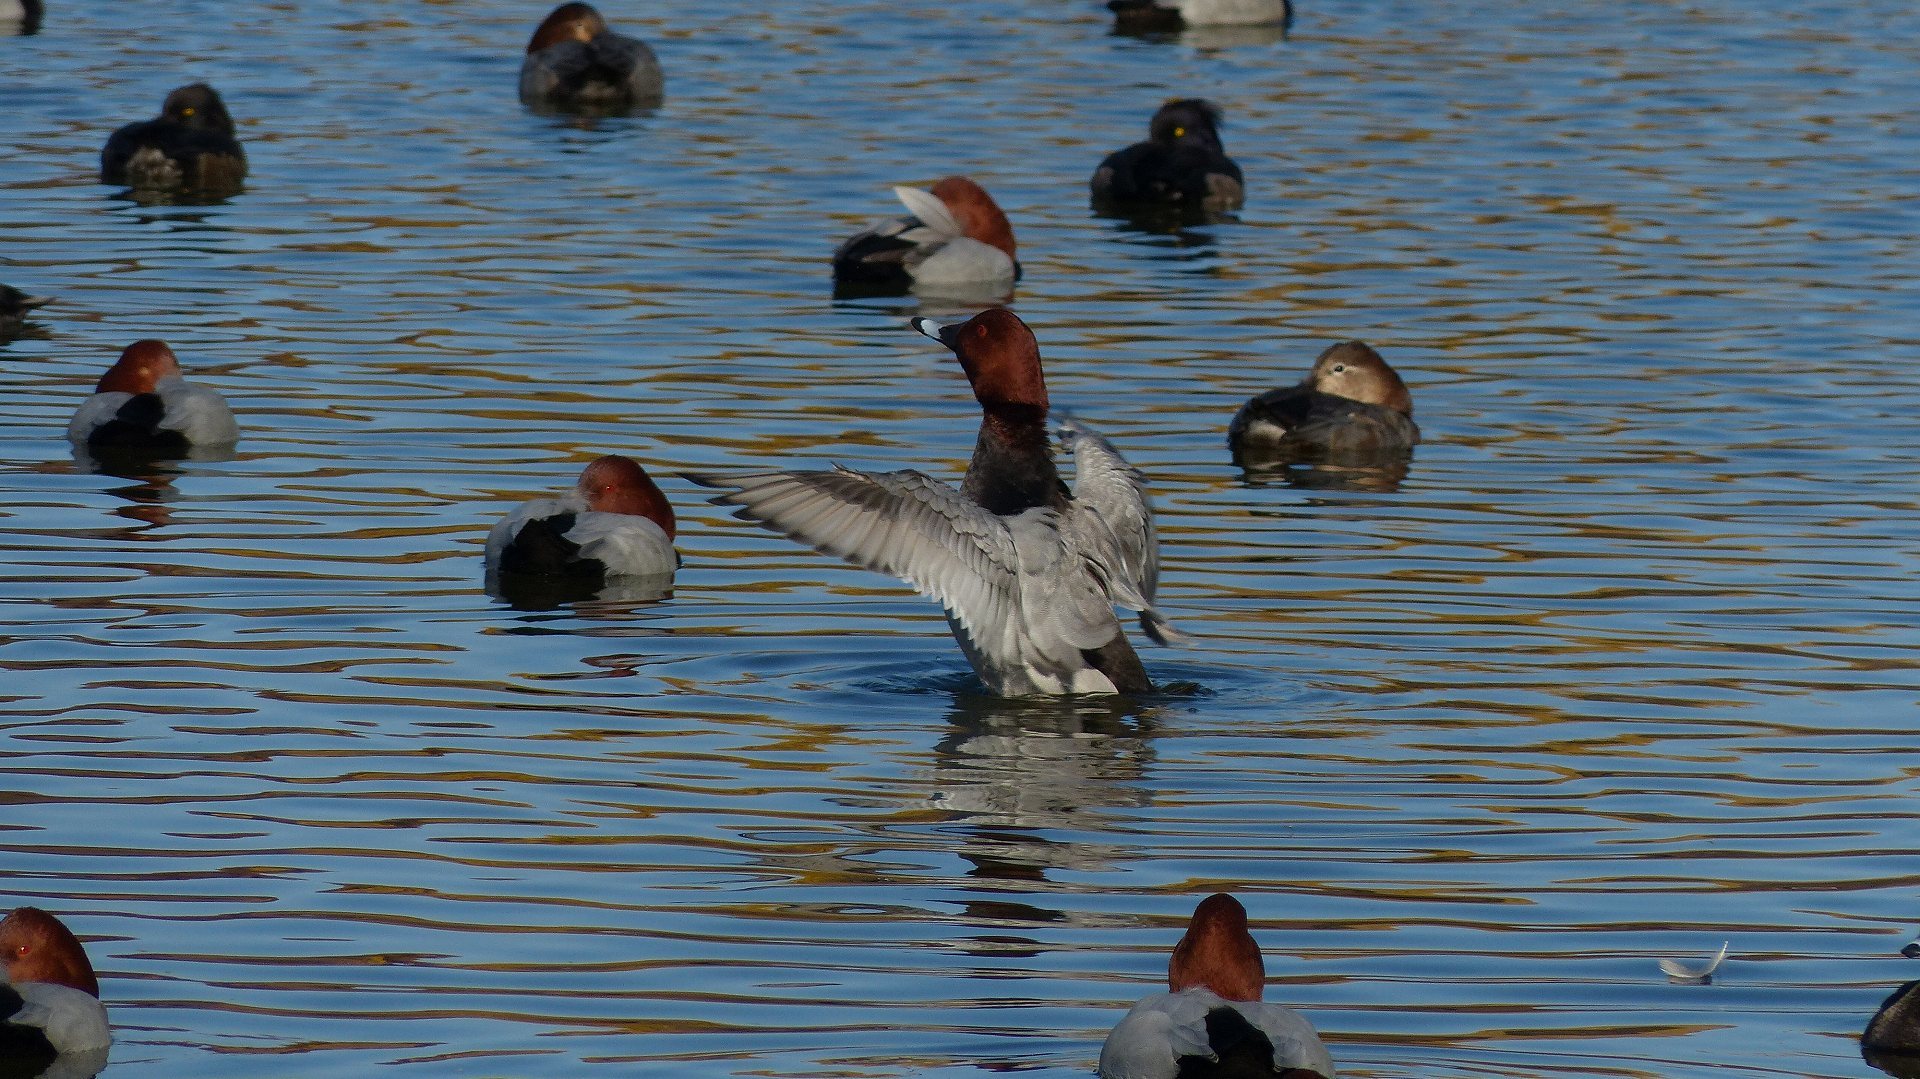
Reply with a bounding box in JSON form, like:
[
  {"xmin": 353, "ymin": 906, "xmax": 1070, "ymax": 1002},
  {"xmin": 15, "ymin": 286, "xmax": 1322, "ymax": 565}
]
[{"xmin": 961, "ymin": 405, "xmax": 1066, "ymax": 516}]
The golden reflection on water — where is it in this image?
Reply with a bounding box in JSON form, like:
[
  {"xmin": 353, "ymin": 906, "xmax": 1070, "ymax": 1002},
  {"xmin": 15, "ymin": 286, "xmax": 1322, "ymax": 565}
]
[{"xmin": 3, "ymin": 0, "xmax": 1919, "ymax": 1077}]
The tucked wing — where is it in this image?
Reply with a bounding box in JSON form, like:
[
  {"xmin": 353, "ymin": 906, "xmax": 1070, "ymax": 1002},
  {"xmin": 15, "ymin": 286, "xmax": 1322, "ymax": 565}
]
[
  {"xmin": 568, "ymin": 510, "xmax": 677, "ymax": 577},
  {"xmin": 1230, "ymin": 387, "xmax": 1417, "ymax": 456},
  {"xmin": 832, "ymin": 215, "xmax": 963, "ymax": 290},
  {"xmin": 690, "ymin": 467, "xmax": 1123, "ymax": 685},
  {"xmin": 1057, "ymin": 418, "xmax": 1184, "ymax": 645},
  {"xmin": 1098, "ymin": 990, "xmax": 1219, "ymax": 1079},
  {"xmin": 67, "ymin": 391, "xmax": 133, "ymax": 445},
  {"xmin": 891, "ymin": 185, "xmax": 963, "ymax": 239},
  {"xmin": 155, "ymin": 376, "xmax": 239, "ymax": 445}
]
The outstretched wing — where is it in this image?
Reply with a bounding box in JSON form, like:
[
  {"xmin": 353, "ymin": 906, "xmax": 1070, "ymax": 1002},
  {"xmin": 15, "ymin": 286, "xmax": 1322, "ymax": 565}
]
[
  {"xmin": 689, "ymin": 466, "xmax": 1122, "ymax": 681},
  {"xmin": 1056, "ymin": 418, "xmax": 1184, "ymax": 645}
]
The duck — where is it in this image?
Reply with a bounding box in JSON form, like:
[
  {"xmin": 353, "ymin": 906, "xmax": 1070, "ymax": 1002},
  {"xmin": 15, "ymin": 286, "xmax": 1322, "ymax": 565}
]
[
  {"xmin": 1866, "ymin": 981, "xmax": 1920, "ymax": 1069},
  {"xmin": 1, "ymin": 0, "xmax": 43, "ymax": 34},
  {"xmin": 1107, "ymin": 0, "xmax": 1292, "ymax": 32},
  {"xmin": 1091, "ymin": 100, "xmax": 1244, "ymax": 213},
  {"xmin": 100, "ymin": 83, "xmax": 246, "ymax": 195},
  {"xmin": 832, "ymin": 177, "xmax": 1020, "ymax": 297},
  {"xmin": 486, "ymin": 455, "xmax": 677, "ymax": 582},
  {"xmin": 1, "ymin": 907, "xmax": 110, "ymax": 1068},
  {"xmin": 691, "ymin": 308, "xmax": 1179, "ymax": 697},
  {"xmin": 519, "ymin": 3, "xmax": 663, "ymax": 112},
  {"xmin": 1099, "ymin": 894, "xmax": 1336, "ymax": 1079},
  {"xmin": 67, "ymin": 339, "xmax": 239, "ymax": 456},
  {"xmin": 0, "ymin": 285, "xmax": 50, "ymax": 340},
  {"xmin": 1227, "ymin": 341, "xmax": 1418, "ymax": 460}
]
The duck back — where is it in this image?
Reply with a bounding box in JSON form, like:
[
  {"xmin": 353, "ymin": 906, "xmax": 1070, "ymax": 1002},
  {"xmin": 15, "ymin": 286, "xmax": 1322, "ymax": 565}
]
[{"xmin": 1228, "ymin": 387, "xmax": 1418, "ymax": 458}]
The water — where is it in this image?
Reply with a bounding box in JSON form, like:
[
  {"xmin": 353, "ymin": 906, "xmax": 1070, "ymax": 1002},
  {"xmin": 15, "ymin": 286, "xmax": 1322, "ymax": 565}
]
[{"xmin": 3, "ymin": 1, "xmax": 1918, "ymax": 1076}]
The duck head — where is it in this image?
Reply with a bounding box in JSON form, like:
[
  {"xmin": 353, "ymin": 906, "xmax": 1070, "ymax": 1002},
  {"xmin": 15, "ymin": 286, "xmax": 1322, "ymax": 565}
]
[
  {"xmin": 930, "ymin": 177, "xmax": 1018, "ymax": 262},
  {"xmin": 577, "ymin": 454, "xmax": 675, "ymax": 537},
  {"xmin": 528, "ymin": 2, "xmax": 609, "ymax": 51},
  {"xmin": 1150, "ymin": 98, "xmax": 1227, "ymax": 153},
  {"xmin": 911, "ymin": 307, "xmax": 1048, "ymax": 419},
  {"xmin": 1167, "ymin": 893, "xmax": 1265, "ymax": 1003},
  {"xmin": 161, "ymin": 83, "xmax": 235, "ymax": 135},
  {"xmin": 95, "ymin": 339, "xmax": 183, "ymax": 394},
  {"xmin": 0, "ymin": 906, "xmax": 100, "ymax": 998},
  {"xmin": 1307, "ymin": 340, "xmax": 1412, "ymax": 415}
]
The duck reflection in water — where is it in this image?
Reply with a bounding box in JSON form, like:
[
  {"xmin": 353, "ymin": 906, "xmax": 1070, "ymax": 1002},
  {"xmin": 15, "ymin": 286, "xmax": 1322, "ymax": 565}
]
[
  {"xmin": 488, "ymin": 571, "xmax": 672, "ymax": 611},
  {"xmin": 929, "ymin": 691, "xmax": 1162, "ymax": 886},
  {"xmin": 1101, "ymin": 210, "xmax": 1222, "ymax": 253},
  {"xmin": 71, "ymin": 456, "xmax": 183, "ymax": 538},
  {"xmin": 1237, "ymin": 453, "xmax": 1412, "ymax": 494}
]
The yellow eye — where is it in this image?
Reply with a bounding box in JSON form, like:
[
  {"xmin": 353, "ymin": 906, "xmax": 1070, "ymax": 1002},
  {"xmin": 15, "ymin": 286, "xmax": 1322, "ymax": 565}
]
[
  {"xmin": 1173, "ymin": 126, "xmax": 1186, "ymax": 137},
  {"xmin": 182, "ymin": 107, "xmax": 195, "ymax": 117}
]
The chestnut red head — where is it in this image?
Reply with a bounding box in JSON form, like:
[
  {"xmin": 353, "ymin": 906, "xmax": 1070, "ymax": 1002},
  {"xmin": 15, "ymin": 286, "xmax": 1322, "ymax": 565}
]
[
  {"xmin": 577, "ymin": 454, "xmax": 675, "ymax": 537},
  {"xmin": 95, "ymin": 339, "xmax": 183, "ymax": 394},
  {"xmin": 0, "ymin": 906, "xmax": 101, "ymax": 999},
  {"xmin": 1167, "ymin": 893, "xmax": 1265, "ymax": 1002}
]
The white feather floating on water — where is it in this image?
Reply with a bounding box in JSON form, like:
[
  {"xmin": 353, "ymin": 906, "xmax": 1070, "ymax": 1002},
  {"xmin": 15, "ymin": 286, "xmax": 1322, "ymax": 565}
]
[{"xmin": 1659, "ymin": 941, "xmax": 1729, "ymax": 983}]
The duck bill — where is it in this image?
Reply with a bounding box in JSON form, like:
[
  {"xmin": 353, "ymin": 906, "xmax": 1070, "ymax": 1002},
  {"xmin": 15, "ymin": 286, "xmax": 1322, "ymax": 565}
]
[{"xmin": 908, "ymin": 316, "xmax": 964, "ymax": 352}]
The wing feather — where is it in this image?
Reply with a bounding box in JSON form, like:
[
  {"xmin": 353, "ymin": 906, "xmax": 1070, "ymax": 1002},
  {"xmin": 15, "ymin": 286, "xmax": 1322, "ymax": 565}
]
[
  {"xmin": 1057, "ymin": 417, "xmax": 1185, "ymax": 645},
  {"xmin": 892, "ymin": 185, "xmax": 963, "ymax": 239},
  {"xmin": 691, "ymin": 467, "xmax": 1128, "ymax": 691}
]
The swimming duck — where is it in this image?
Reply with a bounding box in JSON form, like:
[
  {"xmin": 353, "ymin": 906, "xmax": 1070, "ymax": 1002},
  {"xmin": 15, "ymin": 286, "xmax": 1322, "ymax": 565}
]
[
  {"xmin": 486, "ymin": 455, "xmax": 677, "ymax": 582},
  {"xmin": 1107, "ymin": 0, "xmax": 1292, "ymax": 32},
  {"xmin": 100, "ymin": 83, "xmax": 246, "ymax": 195},
  {"xmin": 519, "ymin": 3, "xmax": 663, "ymax": 112},
  {"xmin": 67, "ymin": 339, "xmax": 239, "ymax": 456},
  {"xmin": 1099, "ymin": 894, "xmax": 1336, "ymax": 1079},
  {"xmin": 692, "ymin": 308, "xmax": 1179, "ymax": 697},
  {"xmin": 0, "ymin": 285, "xmax": 49, "ymax": 340},
  {"xmin": 1866, "ymin": 980, "xmax": 1920, "ymax": 1076},
  {"xmin": 832, "ymin": 178, "xmax": 1020, "ymax": 297},
  {"xmin": 1228, "ymin": 341, "xmax": 1418, "ymax": 460},
  {"xmin": 1, "ymin": 0, "xmax": 42, "ymax": 34},
  {"xmin": 1, "ymin": 907, "xmax": 110, "ymax": 1068},
  {"xmin": 1091, "ymin": 100, "xmax": 1243, "ymax": 213}
]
